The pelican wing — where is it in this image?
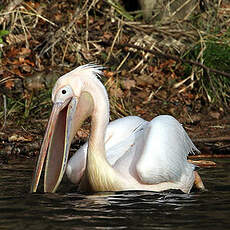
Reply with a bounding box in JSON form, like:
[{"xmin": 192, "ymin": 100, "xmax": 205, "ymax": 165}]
[
  {"xmin": 136, "ymin": 115, "xmax": 197, "ymax": 184},
  {"xmin": 104, "ymin": 116, "xmax": 147, "ymax": 165},
  {"xmin": 67, "ymin": 115, "xmax": 197, "ymax": 189},
  {"xmin": 66, "ymin": 116, "xmax": 147, "ymax": 184}
]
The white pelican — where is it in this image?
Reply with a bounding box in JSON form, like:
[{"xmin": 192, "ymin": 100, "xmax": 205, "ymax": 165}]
[{"xmin": 31, "ymin": 64, "xmax": 205, "ymax": 193}]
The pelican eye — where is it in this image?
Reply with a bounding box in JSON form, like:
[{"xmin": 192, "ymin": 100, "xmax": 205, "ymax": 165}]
[{"xmin": 62, "ymin": 89, "xmax": 67, "ymax": 94}]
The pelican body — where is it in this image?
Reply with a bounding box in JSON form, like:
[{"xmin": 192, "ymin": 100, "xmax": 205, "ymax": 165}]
[{"xmin": 31, "ymin": 64, "xmax": 204, "ymax": 193}]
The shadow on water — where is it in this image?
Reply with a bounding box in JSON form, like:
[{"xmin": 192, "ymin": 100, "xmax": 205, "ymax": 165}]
[{"xmin": 0, "ymin": 158, "xmax": 229, "ymax": 230}]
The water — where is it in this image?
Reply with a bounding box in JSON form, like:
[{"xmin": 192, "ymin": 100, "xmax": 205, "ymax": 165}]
[{"xmin": 0, "ymin": 158, "xmax": 229, "ymax": 230}]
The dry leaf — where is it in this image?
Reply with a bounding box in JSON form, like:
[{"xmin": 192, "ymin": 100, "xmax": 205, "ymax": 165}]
[
  {"xmin": 103, "ymin": 32, "xmax": 113, "ymax": 40},
  {"xmin": 23, "ymin": 58, "xmax": 35, "ymax": 66},
  {"xmin": 19, "ymin": 47, "xmax": 31, "ymax": 57},
  {"xmin": 134, "ymin": 75, "xmax": 154, "ymax": 86},
  {"xmin": 8, "ymin": 134, "xmax": 32, "ymax": 142},
  {"xmin": 11, "ymin": 68, "xmax": 23, "ymax": 77},
  {"xmin": 5, "ymin": 80, "xmax": 14, "ymax": 89},
  {"xmin": 22, "ymin": 64, "xmax": 32, "ymax": 72},
  {"xmin": 122, "ymin": 79, "xmax": 136, "ymax": 90},
  {"xmin": 103, "ymin": 70, "xmax": 114, "ymax": 78},
  {"xmin": 54, "ymin": 13, "xmax": 62, "ymax": 22},
  {"xmin": 110, "ymin": 86, "xmax": 123, "ymax": 98},
  {"xmin": 6, "ymin": 34, "xmax": 31, "ymax": 45},
  {"xmin": 19, "ymin": 56, "xmax": 25, "ymax": 63},
  {"xmin": 7, "ymin": 47, "xmax": 20, "ymax": 58},
  {"xmin": 209, "ymin": 111, "xmax": 221, "ymax": 120}
]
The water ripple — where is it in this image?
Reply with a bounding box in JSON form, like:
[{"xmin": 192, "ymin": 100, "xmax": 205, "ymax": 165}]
[{"xmin": 0, "ymin": 158, "xmax": 230, "ymax": 230}]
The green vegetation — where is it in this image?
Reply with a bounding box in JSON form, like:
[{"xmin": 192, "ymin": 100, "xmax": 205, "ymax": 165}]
[
  {"xmin": 183, "ymin": 8, "xmax": 230, "ymax": 106},
  {"xmin": 0, "ymin": 30, "xmax": 9, "ymax": 44},
  {"xmin": 106, "ymin": 0, "xmax": 134, "ymax": 21},
  {"xmin": 0, "ymin": 30, "xmax": 9, "ymax": 58},
  {"xmin": 0, "ymin": 89, "xmax": 52, "ymax": 126}
]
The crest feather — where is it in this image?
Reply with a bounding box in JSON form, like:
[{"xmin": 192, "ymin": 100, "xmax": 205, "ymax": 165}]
[{"xmin": 74, "ymin": 64, "xmax": 104, "ymax": 79}]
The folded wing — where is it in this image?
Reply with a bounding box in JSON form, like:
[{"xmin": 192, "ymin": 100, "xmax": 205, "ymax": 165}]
[{"xmin": 136, "ymin": 115, "xmax": 197, "ymax": 184}]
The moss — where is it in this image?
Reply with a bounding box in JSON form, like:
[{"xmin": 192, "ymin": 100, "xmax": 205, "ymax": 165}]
[{"xmin": 184, "ymin": 38, "xmax": 230, "ymax": 105}]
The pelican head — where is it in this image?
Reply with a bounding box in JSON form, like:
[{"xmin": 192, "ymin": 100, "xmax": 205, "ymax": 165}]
[{"xmin": 31, "ymin": 64, "xmax": 105, "ymax": 193}]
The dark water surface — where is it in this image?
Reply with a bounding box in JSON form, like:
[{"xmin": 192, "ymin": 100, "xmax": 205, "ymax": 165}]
[{"xmin": 0, "ymin": 158, "xmax": 229, "ymax": 230}]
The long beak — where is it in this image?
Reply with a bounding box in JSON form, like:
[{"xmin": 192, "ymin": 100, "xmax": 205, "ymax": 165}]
[
  {"xmin": 30, "ymin": 97, "xmax": 77, "ymax": 193},
  {"xmin": 30, "ymin": 92, "xmax": 93, "ymax": 193}
]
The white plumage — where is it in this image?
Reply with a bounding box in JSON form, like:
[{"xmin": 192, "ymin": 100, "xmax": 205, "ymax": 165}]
[
  {"xmin": 67, "ymin": 114, "xmax": 197, "ymax": 193},
  {"xmin": 31, "ymin": 64, "xmax": 204, "ymax": 194}
]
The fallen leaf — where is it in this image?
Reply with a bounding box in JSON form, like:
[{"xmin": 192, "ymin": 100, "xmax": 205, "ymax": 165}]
[
  {"xmin": 134, "ymin": 75, "xmax": 154, "ymax": 86},
  {"xmin": 103, "ymin": 70, "xmax": 114, "ymax": 78},
  {"xmin": 5, "ymin": 79, "xmax": 14, "ymax": 89},
  {"xmin": 54, "ymin": 13, "xmax": 62, "ymax": 22},
  {"xmin": 122, "ymin": 79, "xmax": 136, "ymax": 90},
  {"xmin": 19, "ymin": 47, "xmax": 31, "ymax": 57},
  {"xmin": 6, "ymin": 34, "xmax": 31, "ymax": 45},
  {"xmin": 110, "ymin": 86, "xmax": 123, "ymax": 98},
  {"xmin": 103, "ymin": 32, "xmax": 113, "ymax": 40},
  {"xmin": 19, "ymin": 56, "xmax": 25, "ymax": 63},
  {"xmin": 209, "ymin": 111, "xmax": 221, "ymax": 120},
  {"xmin": 8, "ymin": 134, "xmax": 32, "ymax": 142},
  {"xmin": 11, "ymin": 68, "xmax": 24, "ymax": 77},
  {"xmin": 7, "ymin": 47, "xmax": 20, "ymax": 57},
  {"xmin": 22, "ymin": 64, "xmax": 32, "ymax": 72},
  {"xmin": 23, "ymin": 58, "xmax": 35, "ymax": 66},
  {"xmin": 137, "ymin": 91, "xmax": 148, "ymax": 99},
  {"xmin": 189, "ymin": 114, "xmax": 202, "ymax": 124},
  {"xmin": 148, "ymin": 66, "xmax": 156, "ymax": 72}
]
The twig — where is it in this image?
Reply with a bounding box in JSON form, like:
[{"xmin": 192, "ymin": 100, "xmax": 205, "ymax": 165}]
[
  {"xmin": 106, "ymin": 0, "xmax": 134, "ymax": 21},
  {"xmin": 102, "ymin": 41, "xmax": 230, "ymax": 78},
  {"xmin": 1, "ymin": 95, "xmax": 7, "ymax": 130},
  {"xmin": 188, "ymin": 159, "xmax": 216, "ymax": 167},
  {"xmin": 39, "ymin": 0, "xmax": 89, "ymax": 55},
  {"xmin": 116, "ymin": 52, "xmax": 130, "ymax": 71},
  {"xmin": 85, "ymin": 11, "xmax": 89, "ymax": 51},
  {"xmin": 216, "ymin": 144, "xmax": 230, "ymax": 150},
  {"xmin": 193, "ymin": 136, "xmax": 230, "ymax": 143},
  {"xmin": 0, "ymin": 0, "xmax": 23, "ymax": 25},
  {"xmin": 39, "ymin": 0, "xmax": 99, "ymax": 56},
  {"xmin": 61, "ymin": 41, "xmax": 70, "ymax": 64},
  {"xmin": 106, "ymin": 21, "xmax": 123, "ymax": 63},
  {"xmin": 19, "ymin": 11, "xmax": 30, "ymax": 48},
  {"xmin": 189, "ymin": 154, "xmax": 230, "ymax": 159}
]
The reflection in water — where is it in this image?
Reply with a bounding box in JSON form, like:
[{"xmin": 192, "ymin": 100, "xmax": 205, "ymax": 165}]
[{"xmin": 0, "ymin": 158, "xmax": 229, "ymax": 230}]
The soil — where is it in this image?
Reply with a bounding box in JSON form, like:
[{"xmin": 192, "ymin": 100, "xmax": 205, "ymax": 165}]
[{"xmin": 1, "ymin": 93, "xmax": 230, "ymax": 165}]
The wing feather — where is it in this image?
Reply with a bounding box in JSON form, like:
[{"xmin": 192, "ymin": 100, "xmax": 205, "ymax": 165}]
[
  {"xmin": 67, "ymin": 116, "xmax": 147, "ymax": 184},
  {"xmin": 136, "ymin": 115, "xmax": 197, "ymax": 184},
  {"xmin": 67, "ymin": 115, "xmax": 197, "ymax": 188}
]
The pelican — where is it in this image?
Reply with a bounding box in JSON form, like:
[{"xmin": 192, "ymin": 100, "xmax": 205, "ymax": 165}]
[{"xmin": 31, "ymin": 64, "xmax": 204, "ymax": 193}]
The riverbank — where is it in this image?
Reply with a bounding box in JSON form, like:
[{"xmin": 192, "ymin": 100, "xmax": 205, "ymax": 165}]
[{"xmin": 0, "ymin": 0, "xmax": 230, "ymax": 162}]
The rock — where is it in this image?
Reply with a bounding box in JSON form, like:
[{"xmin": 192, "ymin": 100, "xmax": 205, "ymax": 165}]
[{"xmin": 209, "ymin": 111, "xmax": 221, "ymax": 120}]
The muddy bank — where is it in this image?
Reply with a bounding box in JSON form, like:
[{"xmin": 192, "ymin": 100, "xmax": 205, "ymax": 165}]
[{"xmin": 0, "ymin": 99, "xmax": 230, "ymax": 164}]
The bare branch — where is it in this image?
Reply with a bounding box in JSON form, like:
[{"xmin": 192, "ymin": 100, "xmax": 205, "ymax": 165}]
[
  {"xmin": 0, "ymin": 0, "xmax": 24, "ymax": 25},
  {"xmin": 102, "ymin": 41, "xmax": 230, "ymax": 79}
]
